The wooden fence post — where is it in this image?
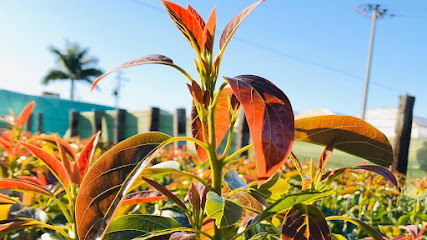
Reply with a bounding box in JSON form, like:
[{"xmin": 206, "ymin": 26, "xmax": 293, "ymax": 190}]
[
  {"xmin": 173, "ymin": 108, "xmax": 186, "ymax": 148},
  {"xmin": 26, "ymin": 113, "xmax": 32, "ymax": 132},
  {"xmin": 114, "ymin": 109, "xmax": 126, "ymax": 144},
  {"xmin": 392, "ymin": 94, "xmax": 415, "ymax": 175},
  {"xmin": 37, "ymin": 113, "xmax": 43, "ymax": 133},
  {"xmin": 92, "ymin": 109, "xmax": 104, "ymax": 136},
  {"xmin": 149, "ymin": 107, "xmax": 160, "ymax": 131},
  {"xmin": 235, "ymin": 113, "xmax": 250, "ymax": 157},
  {"xmin": 69, "ymin": 110, "xmax": 80, "ymax": 137}
]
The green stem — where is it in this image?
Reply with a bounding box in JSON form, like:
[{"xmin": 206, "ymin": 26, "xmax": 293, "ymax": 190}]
[
  {"xmin": 220, "ymin": 115, "xmax": 237, "ymax": 161},
  {"xmin": 163, "ymin": 63, "xmax": 193, "ymax": 83},
  {"xmin": 178, "ymin": 171, "xmax": 212, "ymax": 191},
  {"xmin": 167, "ymin": 136, "xmax": 209, "ymax": 151},
  {"xmin": 51, "ymin": 195, "xmax": 73, "ymax": 226},
  {"xmin": 224, "ymin": 144, "xmax": 253, "ymax": 163}
]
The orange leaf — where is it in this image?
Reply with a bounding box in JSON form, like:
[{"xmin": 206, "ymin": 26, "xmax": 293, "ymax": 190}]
[
  {"xmin": 34, "ymin": 135, "xmax": 76, "ymax": 161},
  {"xmin": 0, "ymin": 179, "xmax": 52, "ymax": 197},
  {"xmin": 187, "ymin": 5, "xmax": 205, "ymax": 29},
  {"xmin": 16, "ymin": 101, "xmax": 35, "ymax": 128},
  {"xmin": 294, "ymin": 115, "xmax": 393, "ymax": 167},
  {"xmin": 17, "ymin": 176, "xmax": 46, "ymax": 188},
  {"xmin": 191, "ymin": 88, "xmax": 233, "ymax": 161},
  {"xmin": 77, "ymin": 132, "xmax": 100, "ymax": 178},
  {"xmin": 163, "ymin": 1, "xmax": 204, "ymax": 51},
  {"xmin": 227, "ymin": 75, "xmax": 294, "ymax": 179},
  {"xmin": 122, "ymin": 191, "xmax": 167, "ymax": 205},
  {"xmin": 0, "ymin": 193, "xmax": 17, "ymax": 205},
  {"xmin": 21, "ymin": 142, "xmax": 71, "ymax": 188},
  {"xmin": 55, "ymin": 135, "xmax": 76, "ymax": 184},
  {"xmin": 203, "ymin": 7, "xmax": 216, "ymax": 52}
]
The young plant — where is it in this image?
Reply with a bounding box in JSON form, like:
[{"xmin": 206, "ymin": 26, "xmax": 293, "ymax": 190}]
[
  {"xmin": 0, "ymin": 133, "xmax": 100, "ymax": 239},
  {"xmin": 0, "ymin": 101, "xmax": 35, "ymax": 178},
  {"xmin": 0, "ymin": 1, "xmax": 400, "ymax": 240},
  {"xmin": 67, "ymin": 1, "xmax": 399, "ymax": 240}
]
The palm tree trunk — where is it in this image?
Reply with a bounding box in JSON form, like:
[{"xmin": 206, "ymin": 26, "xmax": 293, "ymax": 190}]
[{"xmin": 70, "ymin": 79, "xmax": 75, "ymax": 101}]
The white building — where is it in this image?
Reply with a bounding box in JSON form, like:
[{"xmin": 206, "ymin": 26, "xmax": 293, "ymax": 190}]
[{"xmin": 365, "ymin": 108, "xmax": 427, "ymax": 139}]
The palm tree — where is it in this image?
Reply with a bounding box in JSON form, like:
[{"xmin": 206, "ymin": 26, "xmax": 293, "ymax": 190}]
[{"xmin": 42, "ymin": 41, "xmax": 103, "ymax": 101}]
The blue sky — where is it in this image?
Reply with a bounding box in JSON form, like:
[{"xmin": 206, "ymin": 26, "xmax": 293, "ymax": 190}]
[{"xmin": 0, "ymin": 0, "xmax": 426, "ymax": 118}]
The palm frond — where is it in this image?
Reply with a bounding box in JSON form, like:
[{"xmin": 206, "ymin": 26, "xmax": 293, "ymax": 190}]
[
  {"xmin": 42, "ymin": 70, "xmax": 70, "ymax": 85},
  {"xmin": 80, "ymin": 68, "xmax": 104, "ymax": 79}
]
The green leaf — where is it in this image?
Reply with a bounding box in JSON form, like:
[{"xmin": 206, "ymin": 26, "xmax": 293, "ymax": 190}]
[
  {"xmin": 229, "ymin": 191, "xmax": 263, "ymax": 213},
  {"xmin": 250, "ymin": 173, "xmax": 290, "ymax": 200},
  {"xmin": 331, "ymin": 234, "xmax": 347, "ymax": 240},
  {"xmin": 205, "ymin": 191, "xmax": 243, "ymax": 228},
  {"xmin": 325, "ymin": 216, "xmax": 384, "ymax": 240},
  {"xmin": 0, "ymin": 218, "xmax": 69, "ymax": 238},
  {"xmin": 140, "ymin": 161, "xmax": 180, "ymax": 177},
  {"xmin": 258, "ymin": 190, "xmax": 333, "ymax": 223},
  {"xmin": 10, "ymin": 207, "xmax": 48, "ymax": 223},
  {"xmin": 281, "ymin": 204, "xmax": 331, "ymax": 240},
  {"xmin": 224, "ymin": 169, "xmax": 247, "ymax": 190},
  {"xmin": 75, "ymin": 132, "xmax": 171, "ymax": 240},
  {"xmin": 104, "ymin": 214, "xmax": 182, "ymax": 240}
]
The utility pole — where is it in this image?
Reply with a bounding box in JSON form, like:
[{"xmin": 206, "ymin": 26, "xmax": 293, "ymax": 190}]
[
  {"xmin": 112, "ymin": 72, "xmax": 128, "ymax": 109},
  {"xmin": 357, "ymin": 4, "xmax": 394, "ymax": 120}
]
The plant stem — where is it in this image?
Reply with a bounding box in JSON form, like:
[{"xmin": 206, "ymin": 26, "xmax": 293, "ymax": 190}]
[{"xmin": 224, "ymin": 144, "xmax": 253, "ymax": 163}]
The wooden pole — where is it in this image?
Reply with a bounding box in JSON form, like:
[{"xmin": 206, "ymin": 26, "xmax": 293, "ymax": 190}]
[
  {"xmin": 114, "ymin": 109, "xmax": 126, "ymax": 144},
  {"xmin": 149, "ymin": 107, "xmax": 160, "ymax": 131},
  {"xmin": 92, "ymin": 109, "xmax": 104, "ymax": 136},
  {"xmin": 235, "ymin": 113, "xmax": 250, "ymax": 157},
  {"xmin": 392, "ymin": 94, "xmax": 415, "ymax": 175},
  {"xmin": 69, "ymin": 110, "xmax": 80, "ymax": 137},
  {"xmin": 173, "ymin": 108, "xmax": 186, "ymax": 148},
  {"xmin": 26, "ymin": 113, "xmax": 32, "ymax": 132},
  {"xmin": 37, "ymin": 113, "xmax": 43, "ymax": 133}
]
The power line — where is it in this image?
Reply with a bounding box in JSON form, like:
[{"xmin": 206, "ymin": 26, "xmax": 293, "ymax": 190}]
[
  {"xmin": 126, "ymin": 0, "xmax": 403, "ymax": 95},
  {"xmin": 234, "ymin": 37, "xmax": 401, "ymax": 93}
]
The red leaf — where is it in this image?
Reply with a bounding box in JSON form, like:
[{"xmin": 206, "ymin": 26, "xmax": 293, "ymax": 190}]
[
  {"xmin": 226, "ymin": 75, "xmax": 294, "ymax": 179},
  {"xmin": 21, "ymin": 142, "xmax": 71, "ymax": 188},
  {"xmin": 55, "ymin": 135, "xmax": 76, "ymax": 184},
  {"xmin": 122, "ymin": 191, "xmax": 167, "ymax": 205},
  {"xmin": 16, "ymin": 101, "xmax": 35, "ymax": 128},
  {"xmin": 322, "ymin": 165, "xmax": 399, "ymax": 189},
  {"xmin": 0, "ymin": 179, "xmax": 52, "ymax": 196},
  {"xmin": 17, "ymin": 176, "xmax": 46, "ymax": 188},
  {"xmin": 281, "ymin": 203, "xmax": 331, "ymax": 240},
  {"xmin": 0, "ymin": 193, "xmax": 17, "ymax": 205},
  {"xmin": 203, "ymin": 7, "xmax": 216, "ymax": 52},
  {"xmin": 35, "ymin": 135, "xmax": 76, "ymax": 160},
  {"xmin": 91, "ymin": 54, "xmax": 174, "ymax": 91},
  {"xmin": 187, "ymin": 5, "xmax": 205, "ymax": 29},
  {"xmin": 0, "ymin": 138, "xmax": 14, "ymax": 157},
  {"xmin": 36, "ymin": 170, "xmax": 48, "ymax": 188},
  {"xmin": 354, "ymin": 165, "xmax": 399, "ymax": 189},
  {"xmin": 191, "ymin": 88, "xmax": 233, "ymax": 161},
  {"xmin": 163, "ymin": 1, "xmax": 204, "ymax": 51},
  {"xmin": 219, "ymin": 0, "xmax": 264, "ymax": 52},
  {"xmin": 77, "ymin": 132, "xmax": 100, "ymax": 178},
  {"xmin": 187, "ymin": 80, "xmax": 202, "ymax": 104},
  {"xmin": 142, "ymin": 177, "xmax": 187, "ymax": 211}
]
